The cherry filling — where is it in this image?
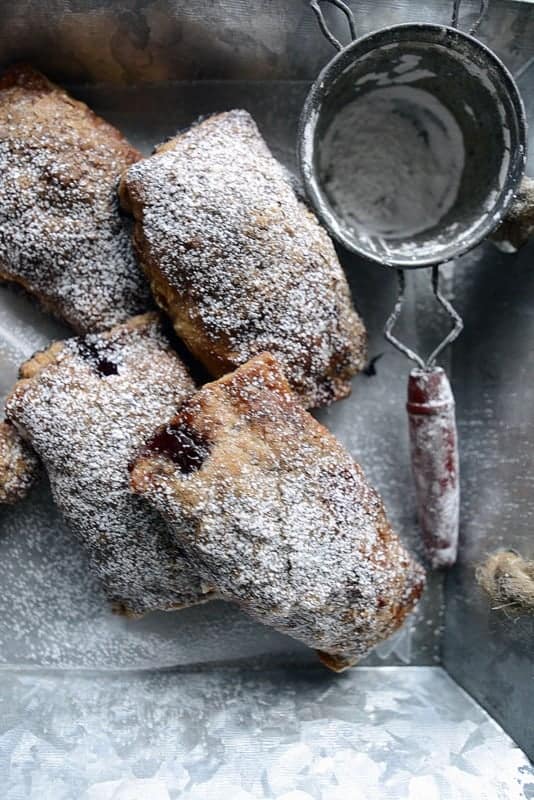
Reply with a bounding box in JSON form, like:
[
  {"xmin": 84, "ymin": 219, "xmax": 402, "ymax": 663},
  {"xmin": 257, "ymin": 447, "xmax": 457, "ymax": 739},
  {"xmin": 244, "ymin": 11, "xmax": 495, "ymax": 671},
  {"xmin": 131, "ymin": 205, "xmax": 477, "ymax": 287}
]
[
  {"xmin": 75, "ymin": 339, "xmax": 119, "ymax": 376},
  {"xmin": 147, "ymin": 423, "xmax": 210, "ymax": 474},
  {"xmin": 97, "ymin": 358, "xmax": 119, "ymax": 377}
]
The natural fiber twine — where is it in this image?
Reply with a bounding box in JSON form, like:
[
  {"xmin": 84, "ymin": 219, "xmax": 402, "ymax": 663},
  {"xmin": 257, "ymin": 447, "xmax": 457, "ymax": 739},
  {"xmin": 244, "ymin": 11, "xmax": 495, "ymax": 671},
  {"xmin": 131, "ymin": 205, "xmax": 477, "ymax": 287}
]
[{"xmin": 476, "ymin": 550, "xmax": 534, "ymax": 614}]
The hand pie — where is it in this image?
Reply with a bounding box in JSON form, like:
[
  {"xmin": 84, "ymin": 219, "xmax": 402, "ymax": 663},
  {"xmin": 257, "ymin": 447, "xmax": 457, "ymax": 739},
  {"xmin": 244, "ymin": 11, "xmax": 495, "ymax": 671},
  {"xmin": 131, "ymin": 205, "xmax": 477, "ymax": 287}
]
[
  {"xmin": 0, "ymin": 421, "xmax": 39, "ymax": 504},
  {"xmin": 130, "ymin": 353, "xmax": 425, "ymax": 669},
  {"xmin": 6, "ymin": 313, "xmax": 212, "ymax": 615},
  {"xmin": 0, "ymin": 64, "xmax": 150, "ymax": 333},
  {"xmin": 120, "ymin": 110, "xmax": 366, "ymax": 408}
]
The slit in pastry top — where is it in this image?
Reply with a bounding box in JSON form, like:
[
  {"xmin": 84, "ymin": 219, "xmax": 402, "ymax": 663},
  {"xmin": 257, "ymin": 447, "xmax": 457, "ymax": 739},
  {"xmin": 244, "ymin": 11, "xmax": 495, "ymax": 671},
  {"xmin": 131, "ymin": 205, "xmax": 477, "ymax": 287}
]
[
  {"xmin": 5, "ymin": 312, "xmax": 213, "ymax": 615},
  {"xmin": 130, "ymin": 352, "xmax": 425, "ymax": 670}
]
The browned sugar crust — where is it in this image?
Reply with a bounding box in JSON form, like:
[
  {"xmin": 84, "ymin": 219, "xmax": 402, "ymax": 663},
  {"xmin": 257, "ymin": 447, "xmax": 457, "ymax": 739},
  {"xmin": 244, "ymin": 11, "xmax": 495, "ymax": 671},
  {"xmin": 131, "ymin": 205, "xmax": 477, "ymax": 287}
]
[
  {"xmin": 5, "ymin": 312, "xmax": 212, "ymax": 614},
  {"xmin": 0, "ymin": 64, "xmax": 151, "ymax": 333},
  {"xmin": 0, "ymin": 420, "xmax": 40, "ymax": 504},
  {"xmin": 130, "ymin": 353, "xmax": 425, "ymax": 669},
  {"xmin": 120, "ymin": 110, "xmax": 367, "ymax": 409}
]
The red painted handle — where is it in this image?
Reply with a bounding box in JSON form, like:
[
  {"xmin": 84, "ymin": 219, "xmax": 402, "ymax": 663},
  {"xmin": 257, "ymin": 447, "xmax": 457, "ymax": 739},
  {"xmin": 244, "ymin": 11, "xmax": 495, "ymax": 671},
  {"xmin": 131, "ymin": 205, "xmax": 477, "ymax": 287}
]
[{"xmin": 407, "ymin": 367, "xmax": 459, "ymax": 568}]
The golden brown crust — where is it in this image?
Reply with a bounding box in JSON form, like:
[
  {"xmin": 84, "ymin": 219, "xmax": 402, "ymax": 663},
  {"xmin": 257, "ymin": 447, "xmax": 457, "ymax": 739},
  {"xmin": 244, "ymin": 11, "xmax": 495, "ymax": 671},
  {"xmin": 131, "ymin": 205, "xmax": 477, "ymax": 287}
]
[
  {"xmin": 0, "ymin": 63, "xmax": 56, "ymax": 93},
  {"xmin": 120, "ymin": 110, "xmax": 367, "ymax": 408},
  {"xmin": 0, "ymin": 420, "xmax": 39, "ymax": 504},
  {"xmin": 316, "ymin": 651, "xmax": 355, "ymax": 673},
  {"xmin": 18, "ymin": 341, "xmax": 65, "ymax": 381},
  {"xmin": 131, "ymin": 353, "xmax": 425, "ymax": 669},
  {"xmin": 0, "ymin": 64, "xmax": 150, "ymax": 333},
  {"xmin": 6, "ymin": 313, "xmax": 211, "ymax": 614}
]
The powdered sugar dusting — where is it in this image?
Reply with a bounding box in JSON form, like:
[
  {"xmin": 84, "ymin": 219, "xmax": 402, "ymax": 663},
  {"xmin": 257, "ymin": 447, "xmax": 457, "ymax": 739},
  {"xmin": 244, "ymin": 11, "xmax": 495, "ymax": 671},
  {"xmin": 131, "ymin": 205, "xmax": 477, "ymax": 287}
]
[
  {"xmin": 0, "ymin": 65, "xmax": 151, "ymax": 333},
  {"xmin": 407, "ymin": 368, "xmax": 459, "ymax": 569},
  {"xmin": 0, "ymin": 420, "xmax": 39, "ymax": 504},
  {"xmin": 121, "ymin": 110, "xmax": 366, "ymax": 408},
  {"xmin": 5, "ymin": 313, "xmax": 210, "ymax": 614},
  {"xmin": 131, "ymin": 354, "xmax": 425, "ymax": 668},
  {"xmin": 320, "ymin": 86, "xmax": 465, "ymax": 240}
]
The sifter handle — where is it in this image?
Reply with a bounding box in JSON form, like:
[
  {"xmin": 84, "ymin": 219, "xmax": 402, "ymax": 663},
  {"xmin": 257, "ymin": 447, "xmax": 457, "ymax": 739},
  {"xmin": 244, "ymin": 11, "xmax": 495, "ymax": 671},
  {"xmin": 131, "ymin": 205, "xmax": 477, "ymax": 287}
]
[
  {"xmin": 407, "ymin": 367, "xmax": 460, "ymax": 569},
  {"xmin": 451, "ymin": 0, "xmax": 489, "ymax": 36},
  {"xmin": 309, "ymin": 0, "xmax": 357, "ymax": 52}
]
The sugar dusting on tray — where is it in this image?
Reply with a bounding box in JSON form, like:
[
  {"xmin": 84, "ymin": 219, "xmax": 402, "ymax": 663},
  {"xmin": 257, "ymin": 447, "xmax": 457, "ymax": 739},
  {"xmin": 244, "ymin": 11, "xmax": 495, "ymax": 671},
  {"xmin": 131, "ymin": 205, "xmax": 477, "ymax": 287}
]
[{"xmin": 319, "ymin": 85, "xmax": 465, "ymax": 239}]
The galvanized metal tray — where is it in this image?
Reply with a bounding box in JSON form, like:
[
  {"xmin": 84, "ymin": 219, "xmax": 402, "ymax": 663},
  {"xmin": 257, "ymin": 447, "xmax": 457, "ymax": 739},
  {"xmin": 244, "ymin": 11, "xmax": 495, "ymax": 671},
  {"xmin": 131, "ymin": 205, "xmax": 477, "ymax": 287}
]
[{"xmin": 0, "ymin": 1, "xmax": 532, "ymax": 796}]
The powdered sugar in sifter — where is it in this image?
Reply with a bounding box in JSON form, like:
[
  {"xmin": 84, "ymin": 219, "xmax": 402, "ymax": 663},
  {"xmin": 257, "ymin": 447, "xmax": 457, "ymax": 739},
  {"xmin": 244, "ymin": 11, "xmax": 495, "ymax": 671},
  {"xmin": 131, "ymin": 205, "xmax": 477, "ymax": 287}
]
[{"xmin": 299, "ymin": 0, "xmax": 527, "ymax": 568}]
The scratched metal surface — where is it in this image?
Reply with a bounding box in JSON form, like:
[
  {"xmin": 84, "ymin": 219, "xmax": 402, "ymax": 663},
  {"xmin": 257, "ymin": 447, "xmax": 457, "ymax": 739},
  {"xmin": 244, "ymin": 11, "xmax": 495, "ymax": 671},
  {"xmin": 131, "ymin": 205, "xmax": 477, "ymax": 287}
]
[
  {"xmin": 0, "ymin": 0, "xmax": 533, "ymax": 83},
  {"xmin": 1, "ymin": 666, "xmax": 533, "ymax": 799},
  {"xmin": 0, "ymin": 80, "xmax": 442, "ymax": 671},
  {"xmin": 443, "ymin": 245, "xmax": 534, "ymax": 762},
  {"xmin": 0, "ymin": 0, "xmax": 532, "ymax": 785},
  {"xmin": 440, "ymin": 2, "xmax": 534, "ymax": 763}
]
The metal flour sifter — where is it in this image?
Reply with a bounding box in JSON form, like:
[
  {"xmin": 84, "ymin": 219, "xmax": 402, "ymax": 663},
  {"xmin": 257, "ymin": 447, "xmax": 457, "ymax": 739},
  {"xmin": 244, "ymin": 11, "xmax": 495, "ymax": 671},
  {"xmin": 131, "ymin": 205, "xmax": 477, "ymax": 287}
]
[{"xmin": 298, "ymin": 0, "xmax": 527, "ymax": 568}]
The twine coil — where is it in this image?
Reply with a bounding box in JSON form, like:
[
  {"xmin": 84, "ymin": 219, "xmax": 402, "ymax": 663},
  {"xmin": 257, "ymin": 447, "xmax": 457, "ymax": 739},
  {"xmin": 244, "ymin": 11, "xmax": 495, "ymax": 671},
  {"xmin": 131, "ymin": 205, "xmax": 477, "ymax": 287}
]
[{"xmin": 476, "ymin": 550, "xmax": 534, "ymax": 614}]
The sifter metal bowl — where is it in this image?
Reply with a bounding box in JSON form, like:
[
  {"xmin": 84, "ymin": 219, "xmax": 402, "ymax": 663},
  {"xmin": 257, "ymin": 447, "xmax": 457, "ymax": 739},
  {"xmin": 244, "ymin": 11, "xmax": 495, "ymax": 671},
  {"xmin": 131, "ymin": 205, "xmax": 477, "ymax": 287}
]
[
  {"xmin": 298, "ymin": 0, "xmax": 528, "ymax": 570},
  {"xmin": 298, "ymin": 17, "xmax": 527, "ymax": 268}
]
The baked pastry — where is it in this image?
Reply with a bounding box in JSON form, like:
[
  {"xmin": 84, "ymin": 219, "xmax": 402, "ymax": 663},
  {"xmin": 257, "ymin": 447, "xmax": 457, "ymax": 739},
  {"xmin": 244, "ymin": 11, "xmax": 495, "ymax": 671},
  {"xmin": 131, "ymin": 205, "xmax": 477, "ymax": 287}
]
[
  {"xmin": 0, "ymin": 420, "xmax": 39, "ymax": 504},
  {"xmin": 130, "ymin": 353, "xmax": 425, "ymax": 669},
  {"xmin": 6, "ymin": 313, "xmax": 212, "ymax": 615},
  {"xmin": 119, "ymin": 110, "xmax": 366, "ymax": 408},
  {"xmin": 0, "ymin": 64, "xmax": 151, "ymax": 333}
]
